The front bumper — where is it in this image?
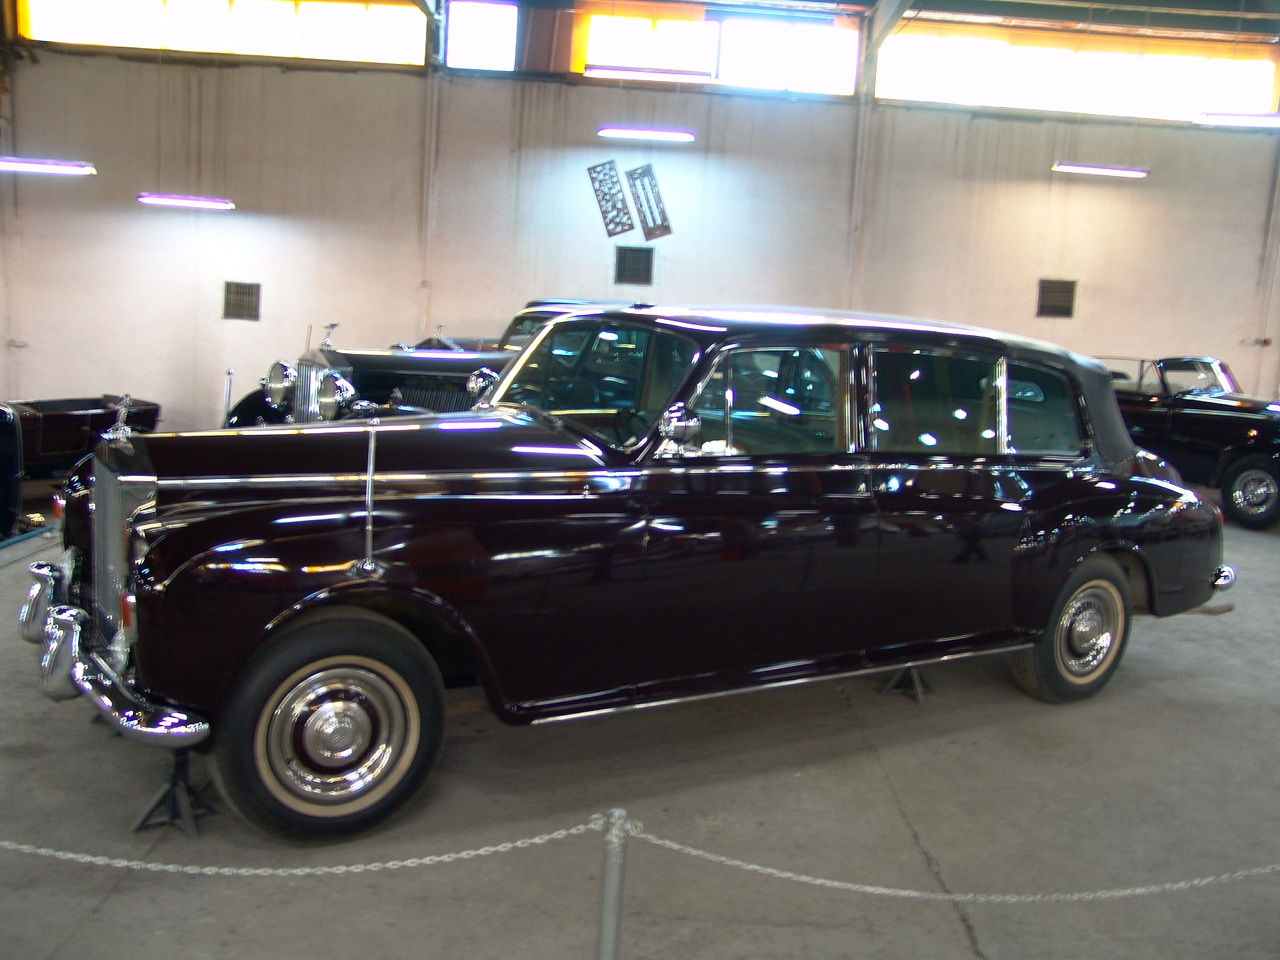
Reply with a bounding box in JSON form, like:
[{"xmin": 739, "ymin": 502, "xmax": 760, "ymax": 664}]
[{"xmin": 20, "ymin": 556, "xmax": 210, "ymax": 748}]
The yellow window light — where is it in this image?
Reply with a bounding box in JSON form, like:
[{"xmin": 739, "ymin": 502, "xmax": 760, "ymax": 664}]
[
  {"xmin": 19, "ymin": 0, "xmax": 426, "ymax": 66},
  {"xmin": 876, "ymin": 24, "xmax": 1278, "ymax": 122},
  {"xmin": 166, "ymin": 0, "xmax": 234, "ymax": 54},
  {"xmin": 296, "ymin": 1, "xmax": 367, "ymax": 61},
  {"xmin": 230, "ymin": 0, "xmax": 296, "ymax": 57},
  {"xmin": 583, "ymin": 11, "xmax": 857, "ymax": 94}
]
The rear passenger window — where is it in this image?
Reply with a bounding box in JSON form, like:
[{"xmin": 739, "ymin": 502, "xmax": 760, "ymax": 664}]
[
  {"xmin": 871, "ymin": 348, "xmax": 999, "ymax": 455},
  {"xmin": 1008, "ymin": 362, "xmax": 1083, "ymax": 456}
]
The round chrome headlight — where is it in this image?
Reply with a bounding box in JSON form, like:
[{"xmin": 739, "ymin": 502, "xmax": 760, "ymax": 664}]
[
  {"xmin": 266, "ymin": 361, "xmax": 297, "ymax": 409},
  {"xmin": 317, "ymin": 372, "xmax": 356, "ymax": 421}
]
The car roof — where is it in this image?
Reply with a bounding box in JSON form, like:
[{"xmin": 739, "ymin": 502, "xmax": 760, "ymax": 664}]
[
  {"xmin": 553, "ymin": 303, "xmax": 1137, "ymax": 463},
  {"xmin": 571, "ymin": 303, "xmax": 1096, "ymax": 370}
]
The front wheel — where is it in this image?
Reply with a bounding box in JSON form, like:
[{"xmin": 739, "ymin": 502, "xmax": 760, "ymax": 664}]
[
  {"xmin": 1012, "ymin": 556, "xmax": 1131, "ymax": 704},
  {"xmin": 211, "ymin": 609, "xmax": 445, "ymax": 840},
  {"xmin": 1221, "ymin": 455, "xmax": 1280, "ymax": 529}
]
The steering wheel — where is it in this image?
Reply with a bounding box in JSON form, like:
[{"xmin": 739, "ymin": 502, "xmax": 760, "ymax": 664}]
[{"xmin": 612, "ymin": 410, "xmax": 651, "ymax": 446}]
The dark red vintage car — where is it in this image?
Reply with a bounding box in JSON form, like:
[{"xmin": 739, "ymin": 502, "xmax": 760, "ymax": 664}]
[{"xmin": 22, "ymin": 307, "xmax": 1233, "ymax": 839}]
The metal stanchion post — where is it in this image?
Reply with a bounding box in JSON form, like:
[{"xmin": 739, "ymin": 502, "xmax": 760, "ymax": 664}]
[{"xmin": 596, "ymin": 808, "xmax": 630, "ymax": 960}]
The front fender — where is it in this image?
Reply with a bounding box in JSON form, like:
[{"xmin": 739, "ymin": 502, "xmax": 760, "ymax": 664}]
[
  {"xmin": 131, "ymin": 509, "xmax": 506, "ymax": 721},
  {"xmin": 225, "ymin": 390, "xmax": 288, "ymax": 428}
]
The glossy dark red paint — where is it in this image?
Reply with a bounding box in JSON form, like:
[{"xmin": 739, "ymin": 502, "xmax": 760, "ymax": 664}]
[{"xmin": 58, "ymin": 310, "xmax": 1227, "ymax": 732}]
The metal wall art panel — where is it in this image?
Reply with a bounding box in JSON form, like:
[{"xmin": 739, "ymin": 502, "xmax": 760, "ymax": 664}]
[
  {"xmin": 626, "ymin": 164, "xmax": 672, "ymax": 241},
  {"xmin": 588, "ymin": 161, "xmax": 635, "ymax": 238}
]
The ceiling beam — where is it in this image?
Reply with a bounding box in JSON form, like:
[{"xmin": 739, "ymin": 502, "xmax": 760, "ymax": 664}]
[{"xmin": 867, "ymin": 0, "xmax": 913, "ymax": 50}]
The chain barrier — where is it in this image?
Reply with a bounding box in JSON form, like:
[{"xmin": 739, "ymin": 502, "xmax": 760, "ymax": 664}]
[
  {"xmin": 626, "ymin": 822, "xmax": 1280, "ymax": 904},
  {"xmin": 0, "ymin": 815, "xmax": 605, "ymax": 877},
  {"xmin": 3, "ymin": 809, "xmax": 1278, "ymax": 903}
]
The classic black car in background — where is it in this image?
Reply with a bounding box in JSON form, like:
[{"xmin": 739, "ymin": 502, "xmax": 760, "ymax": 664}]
[
  {"xmin": 225, "ymin": 300, "xmax": 601, "ymax": 427},
  {"xmin": 1105, "ymin": 356, "xmax": 1280, "ymax": 528},
  {"xmin": 24, "ymin": 307, "xmax": 1233, "ymax": 839},
  {"xmin": 0, "ymin": 395, "xmax": 160, "ymax": 539}
]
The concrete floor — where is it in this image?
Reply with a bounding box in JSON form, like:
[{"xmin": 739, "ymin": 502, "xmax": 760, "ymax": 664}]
[{"xmin": 2, "ymin": 504, "xmax": 1278, "ymax": 960}]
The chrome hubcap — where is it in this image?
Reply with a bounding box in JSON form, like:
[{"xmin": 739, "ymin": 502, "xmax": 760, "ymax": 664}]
[
  {"xmin": 1231, "ymin": 469, "xmax": 1279, "ymax": 517},
  {"xmin": 265, "ymin": 666, "xmax": 407, "ymax": 805},
  {"xmin": 1059, "ymin": 586, "xmax": 1118, "ymax": 677}
]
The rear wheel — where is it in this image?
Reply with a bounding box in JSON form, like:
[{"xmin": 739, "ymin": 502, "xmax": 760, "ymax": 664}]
[
  {"xmin": 212, "ymin": 608, "xmax": 444, "ymax": 840},
  {"xmin": 1012, "ymin": 556, "xmax": 1131, "ymax": 703},
  {"xmin": 1221, "ymin": 456, "xmax": 1280, "ymax": 529}
]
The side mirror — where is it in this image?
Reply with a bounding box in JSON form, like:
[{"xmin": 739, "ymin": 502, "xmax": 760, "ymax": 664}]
[
  {"xmin": 467, "ymin": 367, "xmax": 501, "ymax": 399},
  {"xmin": 656, "ymin": 403, "xmax": 700, "ymax": 457}
]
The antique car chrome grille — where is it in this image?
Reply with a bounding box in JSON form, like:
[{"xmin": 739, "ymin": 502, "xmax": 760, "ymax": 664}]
[
  {"xmin": 91, "ymin": 457, "xmax": 155, "ymax": 663},
  {"xmin": 293, "ymin": 359, "xmax": 326, "ymax": 423},
  {"xmin": 398, "ymin": 384, "xmax": 472, "ymax": 413},
  {"xmin": 91, "ymin": 460, "xmax": 127, "ymax": 646}
]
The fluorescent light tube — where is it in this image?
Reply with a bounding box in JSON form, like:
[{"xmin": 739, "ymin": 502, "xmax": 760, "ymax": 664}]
[
  {"xmin": 1051, "ymin": 162, "xmax": 1148, "ymax": 179},
  {"xmin": 137, "ymin": 193, "xmax": 236, "ymax": 210},
  {"xmin": 596, "ymin": 126, "xmax": 696, "ymax": 143},
  {"xmin": 0, "ymin": 157, "xmax": 97, "ymax": 176}
]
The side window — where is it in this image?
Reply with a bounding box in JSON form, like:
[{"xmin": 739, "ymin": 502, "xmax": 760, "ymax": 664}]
[
  {"xmin": 870, "ymin": 347, "xmax": 999, "ymax": 455},
  {"xmin": 1008, "ymin": 362, "xmax": 1084, "ymax": 456},
  {"xmin": 1137, "ymin": 360, "xmax": 1164, "ymax": 396},
  {"xmin": 690, "ymin": 347, "xmax": 844, "ymax": 456}
]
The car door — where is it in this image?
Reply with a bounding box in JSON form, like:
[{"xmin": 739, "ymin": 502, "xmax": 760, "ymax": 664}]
[
  {"xmin": 1158, "ymin": 360, "xmax": 1260, "ymax": 485},
  {"xmin": 635, "ymin": 342, "xmax": 881, "ymax": 697},
  {"xmin": 865, "ymin": 343, "xmax": 1024, "ymax": 656},
  {"xmin": 1114, "ymin": 361, "xmax": 1178, "ymax": 463}
]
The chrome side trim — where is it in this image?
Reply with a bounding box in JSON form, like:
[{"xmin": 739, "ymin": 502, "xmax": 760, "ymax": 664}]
[
  {"xmin": 528, "ymin": 643, "xmax": 1035, "ymax": 725},
  {"xmin": 152, "ymin": 461, "xmax": 881, "ymax": 491},
  {"xmin": 1212, "ymin": 565, "xmax": 1236, "ymax": 591},
  {"xmin": 39, "ymin": 603, "xmax": 210, "ymax": 747}
]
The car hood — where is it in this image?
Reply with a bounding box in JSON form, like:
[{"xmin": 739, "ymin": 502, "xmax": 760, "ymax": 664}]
[
  {"xmin": 1174, "ymin": 393, "xmax": 1280, "ymax": 416},
  {"xmin": 97, "ymin": 408, "xmax": 613, "ymax": 500},
  {"xmin": 317, "ymin": 345, "xmax": 518, "ymax": 377}
]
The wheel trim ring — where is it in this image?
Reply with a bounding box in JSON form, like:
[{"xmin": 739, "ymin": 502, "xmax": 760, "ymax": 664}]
[
  {"xmin": 1054, "ymin": 579, "xmax": 1125, "ymax": 684},
  {"xmin": 1231, "ymin": 468, "xmax": 1279, "ymax": 516},
  {"xmin": 254, "ymin": 655, "xmax": 421, "ymax": 818}
]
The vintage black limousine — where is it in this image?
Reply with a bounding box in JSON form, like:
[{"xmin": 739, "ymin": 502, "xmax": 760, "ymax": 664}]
[{"xmin": 23, "ymin": 306, "xmax": 1234, "ymax": 839}]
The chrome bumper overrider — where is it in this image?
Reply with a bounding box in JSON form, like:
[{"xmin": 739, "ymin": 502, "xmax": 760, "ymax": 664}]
[
  {"xmin": 21, "ymin": 561, "xmax": 210, "ymax": 748},
  {"xmin": 1212, "ymin": 565, "xmax": 1236, "ymax": 591}
]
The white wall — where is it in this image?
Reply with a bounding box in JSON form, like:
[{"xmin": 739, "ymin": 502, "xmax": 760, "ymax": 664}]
[
  {"xmin": 1, "ymin": 53, "xmax": 431, "ymax": 429},
  {"xmin": 2, "ymin": 50, "xmax": 1279, "ymax": 432}
]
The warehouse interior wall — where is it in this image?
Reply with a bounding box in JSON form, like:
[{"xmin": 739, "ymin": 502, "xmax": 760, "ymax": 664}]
[{"xmin": 2, "ymin": 49, "xmax": 1278, "ymax": 431}]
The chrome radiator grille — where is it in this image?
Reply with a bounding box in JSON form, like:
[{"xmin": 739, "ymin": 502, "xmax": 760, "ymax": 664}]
[
  {"xmin": 292, "ymin": 359, "xmax": 326, "ymax": 423},
  {"xmin": 398, "ymin": 384, "xmax": 473, "ymax": 412},
  {"xmin": 91, "ymin": 459, "xmax": 126, "ymax": 643},
  {"xmin": 90, "ymin": 456, "xmax": 157, "ymax": 654}
]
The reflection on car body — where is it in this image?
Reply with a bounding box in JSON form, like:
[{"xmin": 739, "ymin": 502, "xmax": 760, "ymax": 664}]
[
  {"xmin": 23, "ymin": 307, "xmax": 1233, "ymax": 839},
  {"xmin": 1104, "ymin": 355, "xmax": 1280, "ymax": 528}
]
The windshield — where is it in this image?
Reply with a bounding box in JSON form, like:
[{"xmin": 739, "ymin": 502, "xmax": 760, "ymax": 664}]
[
  {"xmin": 494, "ymin": 318, "xmax": 699, "ymax": 448},
  {"xmin": 1160, "ymin": 358, "xmax": 1240, "ymax": 397},
  {"xmin": 499, "ymin": 314, "xmax": 550, "ymax": 351}
]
